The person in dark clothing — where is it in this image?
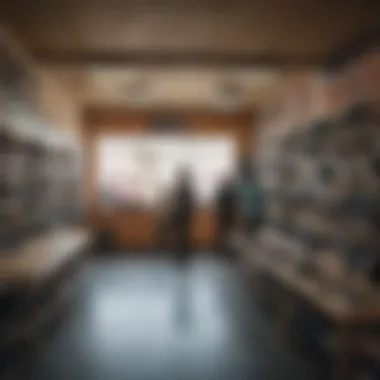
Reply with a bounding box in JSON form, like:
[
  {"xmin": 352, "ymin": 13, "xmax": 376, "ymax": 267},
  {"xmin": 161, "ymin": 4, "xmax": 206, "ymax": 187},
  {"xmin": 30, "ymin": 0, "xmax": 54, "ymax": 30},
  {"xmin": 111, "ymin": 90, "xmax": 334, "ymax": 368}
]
[
  {"xmin": 172, "ymin": 168, "xmax": 194, "ymax": 264},
  {"xmin": 236, "ymin": 161, "xmax": 264, "ymax": 238},
  {"xmin": 215, "ymin": 177, "xmax": 237, "ymax": 255}
]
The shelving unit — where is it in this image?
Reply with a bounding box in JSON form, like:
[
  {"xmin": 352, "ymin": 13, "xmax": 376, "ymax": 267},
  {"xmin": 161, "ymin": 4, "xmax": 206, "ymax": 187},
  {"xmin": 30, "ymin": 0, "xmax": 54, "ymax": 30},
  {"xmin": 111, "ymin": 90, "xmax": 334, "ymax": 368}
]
[{"xmin": 0, "ymin": 26, "xmax": 90, "ymax": 376}]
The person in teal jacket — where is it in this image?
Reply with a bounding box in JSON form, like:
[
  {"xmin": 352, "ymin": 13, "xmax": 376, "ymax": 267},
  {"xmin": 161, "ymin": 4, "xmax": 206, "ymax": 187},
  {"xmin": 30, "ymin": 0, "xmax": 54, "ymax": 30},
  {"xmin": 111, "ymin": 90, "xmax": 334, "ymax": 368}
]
[{"xmin": 236, "ymin": 161, "xmax": 264, "ymax": 237}]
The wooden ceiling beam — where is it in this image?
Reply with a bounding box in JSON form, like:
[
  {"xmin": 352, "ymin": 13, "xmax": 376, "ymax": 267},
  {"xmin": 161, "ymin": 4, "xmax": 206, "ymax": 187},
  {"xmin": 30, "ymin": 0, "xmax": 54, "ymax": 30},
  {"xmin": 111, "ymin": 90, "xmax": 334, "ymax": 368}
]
[{"xmin": 34, "ymin": 50, "xmax": 324, "ymax": 69}]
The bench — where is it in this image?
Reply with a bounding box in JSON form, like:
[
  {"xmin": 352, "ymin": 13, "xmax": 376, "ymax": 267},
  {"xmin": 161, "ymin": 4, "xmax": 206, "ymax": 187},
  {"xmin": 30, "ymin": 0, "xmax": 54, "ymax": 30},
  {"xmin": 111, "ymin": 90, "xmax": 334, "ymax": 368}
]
[{"xmin": 0, "ymin": 227, "xmax": 92, "ymax": 365}]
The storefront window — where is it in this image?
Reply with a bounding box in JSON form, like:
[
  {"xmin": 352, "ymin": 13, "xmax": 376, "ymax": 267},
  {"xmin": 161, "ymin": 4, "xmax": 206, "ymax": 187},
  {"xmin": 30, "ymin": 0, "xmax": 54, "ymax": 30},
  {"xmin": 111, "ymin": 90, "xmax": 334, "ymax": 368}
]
[{"xmin": 97, "ymin": 134, "xmax": 236, "ymax": 209}]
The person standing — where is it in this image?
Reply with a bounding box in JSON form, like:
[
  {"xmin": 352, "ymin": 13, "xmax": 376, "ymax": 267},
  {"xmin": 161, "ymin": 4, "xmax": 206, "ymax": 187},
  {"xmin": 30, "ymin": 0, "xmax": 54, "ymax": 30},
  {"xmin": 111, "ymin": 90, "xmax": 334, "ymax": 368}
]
[
  {"xmin": 215, "ymin": 176, "xmax": 237, "ymax": 255},
  {"xmin": 236, "ymin": 162, "xmax": 264, "ymax": 238},
  {"xmin": 172, "ymin": 168, "xmax": 194, "ymax": 264},
  {"xmin": 155, "ymin": 184, "xmax": 175, "ymax": 252}
]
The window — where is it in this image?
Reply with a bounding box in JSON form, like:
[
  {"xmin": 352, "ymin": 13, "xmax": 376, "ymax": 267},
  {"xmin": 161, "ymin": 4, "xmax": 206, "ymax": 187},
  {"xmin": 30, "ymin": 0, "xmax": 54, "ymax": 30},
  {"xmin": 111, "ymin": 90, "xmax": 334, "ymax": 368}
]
[{"xmin": 97, "ymin": 134, "xmax": 237, "ymax": 209}]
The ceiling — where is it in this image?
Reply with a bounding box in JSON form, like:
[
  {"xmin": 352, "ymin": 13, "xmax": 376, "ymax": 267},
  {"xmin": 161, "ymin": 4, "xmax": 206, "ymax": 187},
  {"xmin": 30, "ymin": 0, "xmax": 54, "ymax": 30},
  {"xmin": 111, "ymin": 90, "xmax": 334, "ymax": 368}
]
[
  {"xmin": 2, "ymin": 0, "xmax": 380, "ymax": 111},
  {"xmin": 3, "ymin": 0, "xmax": 380, "ymax": 67}
]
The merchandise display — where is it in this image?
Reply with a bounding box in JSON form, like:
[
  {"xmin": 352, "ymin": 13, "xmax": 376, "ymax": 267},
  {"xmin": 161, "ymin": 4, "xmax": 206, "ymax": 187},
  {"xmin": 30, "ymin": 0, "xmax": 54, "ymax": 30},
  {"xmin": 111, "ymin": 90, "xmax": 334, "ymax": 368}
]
[{"xmin": 257, "ymin": 104, "xmax": 380, "ymax": 286}]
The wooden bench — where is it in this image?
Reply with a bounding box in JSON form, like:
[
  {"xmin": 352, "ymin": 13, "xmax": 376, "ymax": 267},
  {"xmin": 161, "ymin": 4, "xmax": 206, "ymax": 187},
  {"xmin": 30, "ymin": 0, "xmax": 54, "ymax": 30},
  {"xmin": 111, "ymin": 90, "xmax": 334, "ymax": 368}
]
[
  {"xmin": 0, "ymin": 227, "xmax": 92, "ymax": 361},
  {"xmin": 0, "ymin": 228, "xmax": 91, "ymax": 284}
]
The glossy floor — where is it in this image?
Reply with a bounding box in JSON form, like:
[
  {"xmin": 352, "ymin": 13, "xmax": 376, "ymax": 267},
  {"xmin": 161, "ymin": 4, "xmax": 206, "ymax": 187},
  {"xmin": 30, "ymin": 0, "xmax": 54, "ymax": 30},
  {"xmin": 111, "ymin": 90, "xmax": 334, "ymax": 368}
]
[{"xmin": 26, "ymin": 257, "xmax": 319, "ymax": 380}]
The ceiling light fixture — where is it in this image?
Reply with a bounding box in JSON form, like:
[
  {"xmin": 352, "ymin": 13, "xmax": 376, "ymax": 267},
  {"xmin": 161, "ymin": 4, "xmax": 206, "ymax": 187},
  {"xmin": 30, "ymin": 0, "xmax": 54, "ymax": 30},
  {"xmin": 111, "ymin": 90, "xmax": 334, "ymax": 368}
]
[
  {"xmin": 215, "ymin": 80, "xmax": 243, "ymax": 111},
  {"xmin": 125, "ymin": 77, "xmax": 150, "ymax": 107}
]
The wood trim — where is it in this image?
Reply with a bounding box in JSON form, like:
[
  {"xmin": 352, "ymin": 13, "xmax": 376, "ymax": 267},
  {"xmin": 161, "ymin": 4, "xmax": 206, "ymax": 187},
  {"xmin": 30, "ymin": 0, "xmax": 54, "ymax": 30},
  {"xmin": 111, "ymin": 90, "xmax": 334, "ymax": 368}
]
[
  {"xmin": 34, "ymin": 49, "xmax": 324, "ymax": 69},
  {"xmin": 82, "ymin": 106, "xmax": 254, "ymax": 130}
]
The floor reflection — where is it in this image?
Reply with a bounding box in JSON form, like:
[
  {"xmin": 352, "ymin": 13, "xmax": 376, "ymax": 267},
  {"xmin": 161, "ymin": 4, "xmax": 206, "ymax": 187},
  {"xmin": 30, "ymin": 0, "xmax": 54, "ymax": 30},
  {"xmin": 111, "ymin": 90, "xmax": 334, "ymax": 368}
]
[
  {"xmin": 174, "ymin": 265, "xmax": 192, "ymax": 331},
  {"xmin": 26, "ymin": 256, "xmax": 319, "ymax": 380}
]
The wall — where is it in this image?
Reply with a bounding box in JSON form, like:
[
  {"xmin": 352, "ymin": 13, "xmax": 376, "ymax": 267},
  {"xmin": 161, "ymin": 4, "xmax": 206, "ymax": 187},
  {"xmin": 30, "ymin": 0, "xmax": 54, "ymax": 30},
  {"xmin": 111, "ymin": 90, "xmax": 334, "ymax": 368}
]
[
  {"xmin": 0, "ymin": 26, "xmax": 81, "ymax": 134},
  {"xmin": 35, "ymin": 67, "xmax": 82, "ymax": 132},
  {"xmin": 261, "ymin": 46, "xmax": 380, "ymax": 128},
  {"xmin": 82, "ymin": 108, "xmax": 255, "ymax": 250}
]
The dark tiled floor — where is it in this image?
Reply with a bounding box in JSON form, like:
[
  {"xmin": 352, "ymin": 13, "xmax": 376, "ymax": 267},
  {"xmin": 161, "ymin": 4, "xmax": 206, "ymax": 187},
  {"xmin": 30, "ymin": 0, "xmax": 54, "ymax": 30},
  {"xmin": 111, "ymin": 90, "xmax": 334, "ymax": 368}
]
[{"xmin": 25, "ymin": 256, "xmax": 319, "ymax": 380}]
